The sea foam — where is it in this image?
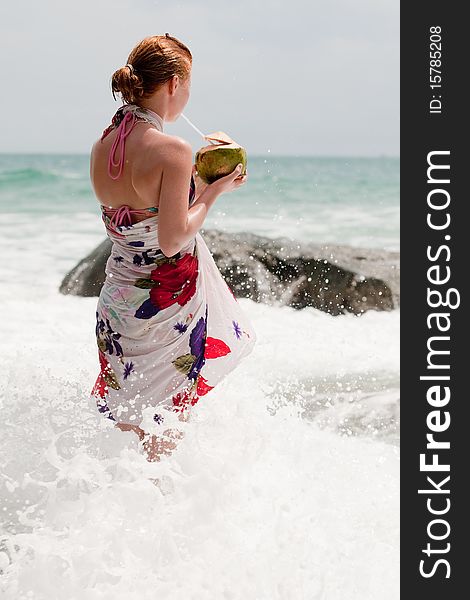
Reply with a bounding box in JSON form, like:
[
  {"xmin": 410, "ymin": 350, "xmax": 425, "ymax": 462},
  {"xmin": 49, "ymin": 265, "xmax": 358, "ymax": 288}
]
[{"xmin": 0, "ymin": 289, "xmax": 399, "ymax": 599}]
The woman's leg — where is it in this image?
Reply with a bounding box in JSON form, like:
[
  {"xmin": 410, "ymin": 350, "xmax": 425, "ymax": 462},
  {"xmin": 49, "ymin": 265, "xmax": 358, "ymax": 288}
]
[
  {"xmin": 141, "ymin": 409, "xmax": 190, "ymax": 462},
  {"xmin": 115, "ymin": 422, "xmax": 145, "ymax": 438},
  {"xmin": 115, "ymin": 410, "xmax": 190, "ymax": 462}
]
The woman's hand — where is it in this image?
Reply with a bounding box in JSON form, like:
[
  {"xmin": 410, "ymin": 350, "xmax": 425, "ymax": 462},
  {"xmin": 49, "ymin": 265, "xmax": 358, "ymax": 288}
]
[{"xmin": 193, "ymin": 162, "xmax": 247, "ymax": 198}]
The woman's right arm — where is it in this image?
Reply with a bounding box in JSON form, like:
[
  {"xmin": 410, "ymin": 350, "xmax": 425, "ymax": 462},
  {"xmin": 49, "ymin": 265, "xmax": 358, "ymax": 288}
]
[{"xmin": 157, "ymin": 137, "xmax": 246, "ymax": 257}]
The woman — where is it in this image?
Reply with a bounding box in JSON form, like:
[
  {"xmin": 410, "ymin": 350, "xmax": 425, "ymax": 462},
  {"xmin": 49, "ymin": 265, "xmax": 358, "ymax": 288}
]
[{"xmin": 89, "ymin": 34, "xmax": 257, "ymax": 462}]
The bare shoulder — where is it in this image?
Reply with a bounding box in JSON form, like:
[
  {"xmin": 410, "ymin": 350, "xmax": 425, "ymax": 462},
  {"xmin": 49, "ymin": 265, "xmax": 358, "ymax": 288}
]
[
  {"xmin": 130, "ymin": 132, "xmax": 193, "ymax": 198},
  {"xmin": 148, "ymin": 133, "xmax": 192, "ymax": 166}
]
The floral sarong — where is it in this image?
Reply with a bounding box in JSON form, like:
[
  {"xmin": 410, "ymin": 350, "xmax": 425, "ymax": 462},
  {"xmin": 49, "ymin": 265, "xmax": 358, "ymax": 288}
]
[{"xmin": 90, "ymin": 193, "xmax": 257, "ymax": 428}]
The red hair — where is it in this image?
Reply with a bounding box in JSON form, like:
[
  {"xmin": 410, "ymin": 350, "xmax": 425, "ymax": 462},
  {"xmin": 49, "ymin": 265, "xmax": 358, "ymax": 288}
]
[{"xmin": 110, "ymin": 33, "xmax": 192, "ymax": 104}]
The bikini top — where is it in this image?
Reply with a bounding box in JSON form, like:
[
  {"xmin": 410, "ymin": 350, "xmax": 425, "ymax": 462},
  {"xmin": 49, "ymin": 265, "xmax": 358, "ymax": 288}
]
[{"xmin": 99, "ymin": 104, "xmax": 195, "ymax": 237}]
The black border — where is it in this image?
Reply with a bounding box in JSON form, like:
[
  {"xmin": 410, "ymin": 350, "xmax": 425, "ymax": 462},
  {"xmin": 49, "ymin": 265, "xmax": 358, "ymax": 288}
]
[{"xmin": 401, "ymin": 4, "xmax": 467, "ymax": 594}]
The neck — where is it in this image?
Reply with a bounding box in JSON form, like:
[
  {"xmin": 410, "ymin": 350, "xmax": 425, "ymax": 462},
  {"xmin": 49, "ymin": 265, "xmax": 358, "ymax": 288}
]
[
  {"xmin": 136, "ymin": 98, "xmax": 168, "ymax": 123},
  {"xmin": 141, "ymin": 106, "xmax": 164, "ymax": 131},
  {"xmin": 124, "ymin": 103, "xmax": 164, "ymax": 132},
  {"xmin": 139, "ymin": 104, "xmax": 164, "ymax": 122}
]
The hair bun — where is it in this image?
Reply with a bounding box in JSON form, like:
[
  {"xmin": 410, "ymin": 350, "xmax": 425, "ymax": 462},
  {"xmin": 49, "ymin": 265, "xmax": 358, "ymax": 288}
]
[
  {"xmin": 110, "ymin": 34, "xmax": 192, "ymax": 104},
  {"xmin": 111, "ymin": 63, "xmax": 143, "ymax": 103}
]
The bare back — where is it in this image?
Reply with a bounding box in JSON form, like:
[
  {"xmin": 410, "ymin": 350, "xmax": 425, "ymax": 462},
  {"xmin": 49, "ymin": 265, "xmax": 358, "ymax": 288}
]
[{"xmin": 90, "ymin": 121, "xmax": 184, "ymax": 223}]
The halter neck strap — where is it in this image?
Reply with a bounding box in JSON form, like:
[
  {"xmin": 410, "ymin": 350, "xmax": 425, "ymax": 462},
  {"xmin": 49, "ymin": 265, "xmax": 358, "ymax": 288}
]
[
  {"xmin": 102, "ymin": 104, "xmax": 165, "ymax": 180},
  {"xmin": 108, "ymin": 111, "xmax": 137, "ymax": 180}
]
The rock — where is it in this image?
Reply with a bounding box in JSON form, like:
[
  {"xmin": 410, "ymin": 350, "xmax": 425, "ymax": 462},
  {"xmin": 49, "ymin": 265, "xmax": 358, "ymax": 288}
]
[
  {"xmin": 59, "ymin": 229, "xmax": 399, "ymax": 315},
  {"xmin": 60, "ymin": 238, "xmax": 111, "ymax": 298}
]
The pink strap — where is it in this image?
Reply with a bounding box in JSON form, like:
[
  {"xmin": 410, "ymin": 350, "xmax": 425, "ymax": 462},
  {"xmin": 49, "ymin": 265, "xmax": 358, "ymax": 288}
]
[
  {"xmin": 108, "ymin": 111, "xmax": 137, "ymax": 180},
  {"xmin": 105, "ymin": 204, "xmax": 153, "ymax": 237}
]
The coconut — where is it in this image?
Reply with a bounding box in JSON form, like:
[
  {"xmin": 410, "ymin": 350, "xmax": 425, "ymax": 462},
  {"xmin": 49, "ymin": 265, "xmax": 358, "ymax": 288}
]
[{"xmin": 195, "ymin": 131, "xmax": 247, "ymax": 184}]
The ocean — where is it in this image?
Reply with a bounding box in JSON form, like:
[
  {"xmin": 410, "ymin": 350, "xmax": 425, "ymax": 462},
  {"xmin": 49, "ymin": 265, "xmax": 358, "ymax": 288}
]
[
  {"xmin": 0, "ymin": 153, "xmax": 399, "ymax": 599},
  {"xmin": 0, "ymin": 153, "xmax": 399, "ymax": 250}
]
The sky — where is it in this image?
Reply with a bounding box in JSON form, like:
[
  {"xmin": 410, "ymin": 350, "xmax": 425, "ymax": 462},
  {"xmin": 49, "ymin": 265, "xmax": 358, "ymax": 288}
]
[{"xmin": 1, "ymin": 0, "xmax": 399, "ymax": 156}]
